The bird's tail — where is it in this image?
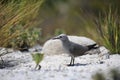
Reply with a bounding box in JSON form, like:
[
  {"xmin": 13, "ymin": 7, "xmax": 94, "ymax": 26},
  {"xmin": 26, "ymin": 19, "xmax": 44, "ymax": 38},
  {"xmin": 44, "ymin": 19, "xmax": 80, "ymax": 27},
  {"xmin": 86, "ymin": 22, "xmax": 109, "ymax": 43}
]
[{"xmin": 87, "ymin": 43, "xmax": 98, "ymax": 50}]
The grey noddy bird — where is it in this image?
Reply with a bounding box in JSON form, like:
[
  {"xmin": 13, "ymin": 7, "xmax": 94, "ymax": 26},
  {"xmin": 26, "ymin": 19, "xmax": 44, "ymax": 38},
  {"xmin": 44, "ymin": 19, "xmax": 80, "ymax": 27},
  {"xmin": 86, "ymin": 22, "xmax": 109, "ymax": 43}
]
[{"xmin": 52, "ymin": 34, "xmax": 97, "ymax": 66}]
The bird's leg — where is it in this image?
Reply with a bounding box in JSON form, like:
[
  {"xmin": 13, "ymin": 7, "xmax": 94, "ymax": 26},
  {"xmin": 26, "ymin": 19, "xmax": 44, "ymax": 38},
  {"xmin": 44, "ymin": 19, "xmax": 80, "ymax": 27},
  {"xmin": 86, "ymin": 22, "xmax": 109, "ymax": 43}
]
[
  {"xmin": 68, "ymin": 56, "xmax": 74, "ymax": 66},
  {"xmin": 70, "ymin": 56, "xmax": 73, "ymax": 65},
  {"xmin": 67, "ymin": 56, "xmax": 72, "ymax": 66},
  {"xmin": 72, "ymin": 57, "xmax": 75, "ymax": 66}
]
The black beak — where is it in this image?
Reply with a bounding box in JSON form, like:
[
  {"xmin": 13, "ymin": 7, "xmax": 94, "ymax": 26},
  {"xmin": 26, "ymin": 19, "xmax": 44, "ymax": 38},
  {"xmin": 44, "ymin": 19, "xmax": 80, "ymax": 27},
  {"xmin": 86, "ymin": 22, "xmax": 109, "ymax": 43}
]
[{"xmin": 52, "ymin": 36, "xmax": 60, "ymax": 40}]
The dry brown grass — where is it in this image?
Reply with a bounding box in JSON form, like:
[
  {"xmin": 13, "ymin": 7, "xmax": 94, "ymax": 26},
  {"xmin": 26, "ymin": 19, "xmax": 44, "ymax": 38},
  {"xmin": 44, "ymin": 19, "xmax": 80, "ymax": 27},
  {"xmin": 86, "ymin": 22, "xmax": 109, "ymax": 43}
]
[{"xmin": 0, "ymin": 0, "xmax": 44, "ymax": 47}]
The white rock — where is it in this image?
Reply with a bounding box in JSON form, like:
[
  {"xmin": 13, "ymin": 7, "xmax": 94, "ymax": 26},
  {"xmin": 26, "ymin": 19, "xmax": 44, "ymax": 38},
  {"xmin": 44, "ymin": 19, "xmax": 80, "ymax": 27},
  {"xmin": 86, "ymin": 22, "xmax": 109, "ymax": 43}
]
[
  {"xmin": 0, "ymin": 50, "xmax": 120, "ymax": 80},
  {"xmin": 0, "ymin": 48, "xmax": 7, "ymax": 56},
  {"xmin": 29, "ymin": 45, "xmax": 42, "ymax": 52},
  {"xmin": 99, "ymin": 46, "xmax": 110, "ymax": 59},
  {"xmin": 42, "ymin": 35, "xmax": 97, "ymax": 55},
  {"xmin": 68, "ymin": 36, "xmax": 96, "ymax": 46},
  {"xmin": 7, "ymin": 48, "xmax": 14, "ymax": 53}
]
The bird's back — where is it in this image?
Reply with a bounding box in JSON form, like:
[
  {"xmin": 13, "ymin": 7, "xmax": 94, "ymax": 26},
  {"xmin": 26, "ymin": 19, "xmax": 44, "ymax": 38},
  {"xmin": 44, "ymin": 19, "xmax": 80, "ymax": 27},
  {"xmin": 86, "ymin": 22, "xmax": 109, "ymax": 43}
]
[{"xmin": 69, "ymin": 42, "xmax": 88, "ymax": 57}]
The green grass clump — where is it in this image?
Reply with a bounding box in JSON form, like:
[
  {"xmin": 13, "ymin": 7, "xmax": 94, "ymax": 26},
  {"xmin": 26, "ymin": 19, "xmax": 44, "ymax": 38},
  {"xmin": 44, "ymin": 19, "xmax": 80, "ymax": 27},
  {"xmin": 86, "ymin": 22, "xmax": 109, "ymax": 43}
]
[
  {"xmin": 31, "ymin": 53, "xmax": 44, "ymax": 70},
  {"xmin": 9, "ymin": 26, "xmax": 41, "ymax": 51},
  {"xmin": 96, "ymin": 10, "xmax": 120, "ymax": 54},
  {"xmin": 54, "ymin": 28, "xmax": 66, "ymax": 36},
  {"xmin": 92, "ymin": 69, "xmax": 120, "ymax": 80},
  {"xmin": 92, "ymin": 72, "xmax": 105, "ymax": 80}
]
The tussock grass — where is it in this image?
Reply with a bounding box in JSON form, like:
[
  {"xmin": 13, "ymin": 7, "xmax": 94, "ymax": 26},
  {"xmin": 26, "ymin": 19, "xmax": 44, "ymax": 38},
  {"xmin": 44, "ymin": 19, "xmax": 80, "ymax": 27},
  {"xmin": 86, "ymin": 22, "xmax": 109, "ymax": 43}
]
[
  {"xmin": 96, "ymin": 10, "xmax": 120, "ymax": 54},
  {"xmin": 0, "ymin": 0, "xmax": 44, "ymax": 47},
  {"xmin": 92, "ymin": 69, "xmax": 120, "ymax": 80}
]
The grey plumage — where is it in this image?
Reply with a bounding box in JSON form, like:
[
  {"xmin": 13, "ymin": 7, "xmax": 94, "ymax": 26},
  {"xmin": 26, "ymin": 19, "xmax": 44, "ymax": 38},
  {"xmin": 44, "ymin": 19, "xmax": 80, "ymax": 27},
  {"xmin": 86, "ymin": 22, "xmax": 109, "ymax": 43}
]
[{"xmin": 52, "ymin": 34, "xmax": 97, "ymax": 66}]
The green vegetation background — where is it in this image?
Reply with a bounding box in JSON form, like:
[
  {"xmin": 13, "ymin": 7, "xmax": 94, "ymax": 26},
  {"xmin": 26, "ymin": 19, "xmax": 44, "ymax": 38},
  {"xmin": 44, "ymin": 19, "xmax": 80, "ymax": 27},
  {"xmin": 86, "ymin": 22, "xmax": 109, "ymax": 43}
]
[{"xmin": 0, "ymin": 0, "xmax": 120, "ymax": 54}]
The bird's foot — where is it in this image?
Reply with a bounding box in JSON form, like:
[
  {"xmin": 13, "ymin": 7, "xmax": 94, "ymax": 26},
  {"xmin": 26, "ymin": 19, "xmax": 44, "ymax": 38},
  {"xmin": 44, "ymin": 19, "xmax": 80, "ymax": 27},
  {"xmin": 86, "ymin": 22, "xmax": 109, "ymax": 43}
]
[
  {"xmin": 67, "ymin": 64, "xmax": 74, "ymax": 66},
  {"xmin": 35, "ymin": 65, "xmax": 41, "ymax": 70}
]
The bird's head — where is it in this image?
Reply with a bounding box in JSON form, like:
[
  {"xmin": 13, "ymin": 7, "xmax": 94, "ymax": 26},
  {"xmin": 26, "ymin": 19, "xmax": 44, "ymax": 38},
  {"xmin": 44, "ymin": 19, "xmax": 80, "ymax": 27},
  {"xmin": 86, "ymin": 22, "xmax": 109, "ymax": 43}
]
[{"xmin": 52, "ymin": 34, "xmax": 69, "ymax": 42}]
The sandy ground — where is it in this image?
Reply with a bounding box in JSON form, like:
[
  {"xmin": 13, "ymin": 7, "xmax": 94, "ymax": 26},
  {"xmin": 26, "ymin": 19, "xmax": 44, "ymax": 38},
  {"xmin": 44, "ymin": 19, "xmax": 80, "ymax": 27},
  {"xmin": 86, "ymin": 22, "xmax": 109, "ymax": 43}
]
[{"xmin": 0, "ymin": 49, "xmax": 120, "ymax": 80}]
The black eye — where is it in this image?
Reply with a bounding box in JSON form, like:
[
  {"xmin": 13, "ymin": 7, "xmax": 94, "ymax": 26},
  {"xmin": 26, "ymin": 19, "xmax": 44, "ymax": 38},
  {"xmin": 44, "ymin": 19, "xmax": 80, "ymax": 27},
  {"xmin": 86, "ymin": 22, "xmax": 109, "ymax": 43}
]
[{"xmin": 59, "ymin": 36, "xmax": 62, "ymax": 38}]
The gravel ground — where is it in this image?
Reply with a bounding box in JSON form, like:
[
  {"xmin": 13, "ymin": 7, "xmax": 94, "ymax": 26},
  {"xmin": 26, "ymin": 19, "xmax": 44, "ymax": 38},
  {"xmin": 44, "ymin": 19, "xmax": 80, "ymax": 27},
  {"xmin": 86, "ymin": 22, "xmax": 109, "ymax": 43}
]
[{"xmin": 0, "ymin": 50, "xmax": 120, "ymax": 80}]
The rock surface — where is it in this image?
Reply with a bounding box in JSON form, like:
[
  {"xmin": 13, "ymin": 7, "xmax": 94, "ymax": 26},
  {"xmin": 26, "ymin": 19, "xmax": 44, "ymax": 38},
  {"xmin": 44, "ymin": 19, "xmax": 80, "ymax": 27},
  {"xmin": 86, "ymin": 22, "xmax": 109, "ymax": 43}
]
[
  {"xmin": 0, "ymin": 50, "xmax": 120, "ymax": 80},
  {"xmin": 0, "ymin": 35, "xmax": 113, "ymax": 80},
  {"xmin": 42, "ymin": 35, "xmax": 98, "ymax": 55}
]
